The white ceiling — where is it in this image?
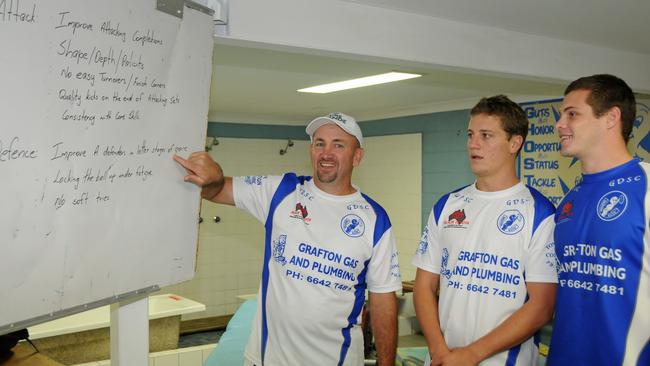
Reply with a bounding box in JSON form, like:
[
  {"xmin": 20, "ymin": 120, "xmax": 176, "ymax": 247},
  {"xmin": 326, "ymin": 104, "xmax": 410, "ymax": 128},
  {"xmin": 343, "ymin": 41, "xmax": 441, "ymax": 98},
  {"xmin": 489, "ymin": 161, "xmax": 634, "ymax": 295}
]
[
  {"xmin": 345, "ymin": 0, "xmax": 650, "ymax": 54},
  {"xmin": 208, "ymin": 0, "xmax": 650, "ymax": 124}
]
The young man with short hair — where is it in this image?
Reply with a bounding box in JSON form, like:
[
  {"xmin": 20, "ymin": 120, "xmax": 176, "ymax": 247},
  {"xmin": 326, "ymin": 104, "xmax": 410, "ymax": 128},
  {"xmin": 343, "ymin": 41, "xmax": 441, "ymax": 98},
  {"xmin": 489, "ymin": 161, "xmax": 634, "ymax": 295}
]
[
  {"xmin": 548, "ymin": 74, "xmax": 650, "ymax": 365},
  {"xmin": 413, "ymin": 95, "xmax": 557, "ymax": 366}
]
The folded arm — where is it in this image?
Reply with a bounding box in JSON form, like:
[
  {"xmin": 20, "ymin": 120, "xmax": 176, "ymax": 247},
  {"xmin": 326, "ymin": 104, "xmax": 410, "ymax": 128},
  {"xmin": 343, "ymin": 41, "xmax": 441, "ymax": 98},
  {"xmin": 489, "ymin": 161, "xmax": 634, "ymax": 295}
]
[{"xmin": 441, "ymin": 282, "xmax": 557, "ymax": 366}]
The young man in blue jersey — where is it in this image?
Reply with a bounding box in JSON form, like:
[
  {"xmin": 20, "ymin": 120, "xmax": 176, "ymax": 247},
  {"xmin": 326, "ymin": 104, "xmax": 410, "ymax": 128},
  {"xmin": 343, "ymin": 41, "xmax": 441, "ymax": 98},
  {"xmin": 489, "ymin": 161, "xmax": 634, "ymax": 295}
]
[
  {"xmin": 547, "ymin": 74, "xmax": 650, "ymax": 365},
  {"xmin": 174, "ymin": 113, "xmax": 401, "ymax": 366},
  {"xmin": 412, "ymin": 95, "xmax": 558, "ymax": 366}
]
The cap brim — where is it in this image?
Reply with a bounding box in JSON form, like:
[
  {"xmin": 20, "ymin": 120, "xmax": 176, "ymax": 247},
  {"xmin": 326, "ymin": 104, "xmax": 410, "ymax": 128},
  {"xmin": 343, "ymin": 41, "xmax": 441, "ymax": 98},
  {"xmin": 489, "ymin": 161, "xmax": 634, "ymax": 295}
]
[
  {"xmin": 305, "ymin": 116, "xmax": 364, "ymax": 147},
  {"xmin": 305, "ymin": 117, "xmax": 334, "ymax": 136}
]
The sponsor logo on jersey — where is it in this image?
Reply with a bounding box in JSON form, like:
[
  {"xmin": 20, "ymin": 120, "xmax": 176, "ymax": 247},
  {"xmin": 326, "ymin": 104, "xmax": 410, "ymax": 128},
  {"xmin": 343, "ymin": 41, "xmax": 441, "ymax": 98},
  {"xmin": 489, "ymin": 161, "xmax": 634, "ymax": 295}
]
[
  {"xmin": 573, "ymin": 178, "xmax": 583, "ymax": 192},
  {"xmin": 440, "ymin": 248, "xmax": 452, "ymax": 279},
  {"xmin": 289, "ymin": 202, "xmax": 312, "ymax": 224},
  {"xmin": 272, "ymin": 234, "xmax": 287, "ymax": 266},
  {"xmin": 243, "ymin": 175, "xmax": 266, "ymax": 185},
  {"xmin": 506, "ymin": 198, "xmax": 530, "ymax": 206},
  {"xmin": 547, "ymin": 244, "xmax": 561, "ymax": 272},
  {"xmin": 390, "ymin": 251, "xmax": 401, "ymax": 279},
  {"xmin": 340, "ymin": 214, "xmax": 365, "ymax": 237},
  {"xmin": 298, "ymin": 186, "xmax": 315, "ymax": 201},
  {"xmin": 558, "ymin": 201, "xmax": 574, "ymax": 222},
  {"xmin": 416, "ymin": 227, "xmax": 429, "ymax": 254},
  {"xmin": 608, "ymin": 175, "xmax": 641, "ymax": 187},
  {"xmin": 346, "ymin": 203, "xmax": 370, "ymax": 211},
  {"xmin": 596, "ymin": 191, "xmax": 627, "ymax": 221},
  {"xmin": 453, "ymin": 192, "xmax": 474, "ymax": 204},
  {"xmin": 443, "ymin": 209, "xmax": 470, "ymax": 228},
  {"xmin": 497, "ymin": 210, "xmax": 525, "ymax": 235}
]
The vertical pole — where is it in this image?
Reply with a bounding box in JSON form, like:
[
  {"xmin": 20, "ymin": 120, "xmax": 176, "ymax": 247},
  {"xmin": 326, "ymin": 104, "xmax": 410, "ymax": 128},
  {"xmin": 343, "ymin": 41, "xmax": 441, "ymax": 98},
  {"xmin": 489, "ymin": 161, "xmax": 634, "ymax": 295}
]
[{"xmin": 110, "ymin": 294, "xmax": 149, "ymax": 366}]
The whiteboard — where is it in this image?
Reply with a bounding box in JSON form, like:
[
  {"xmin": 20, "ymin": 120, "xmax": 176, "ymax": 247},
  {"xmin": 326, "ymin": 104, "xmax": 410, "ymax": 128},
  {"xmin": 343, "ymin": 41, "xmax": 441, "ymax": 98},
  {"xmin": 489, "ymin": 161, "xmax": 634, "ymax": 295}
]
[{"xmin": 0, "ymin": 0, "xmax": 213, "ymax": 334}]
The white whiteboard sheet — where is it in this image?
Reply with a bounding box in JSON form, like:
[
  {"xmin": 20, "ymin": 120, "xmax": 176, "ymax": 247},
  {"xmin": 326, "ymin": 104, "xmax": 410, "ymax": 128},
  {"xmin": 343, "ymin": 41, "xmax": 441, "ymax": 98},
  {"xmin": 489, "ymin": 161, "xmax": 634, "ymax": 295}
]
[{"xmin": 0, "ymin": 0, "xmax": 213, "ymax": 332}]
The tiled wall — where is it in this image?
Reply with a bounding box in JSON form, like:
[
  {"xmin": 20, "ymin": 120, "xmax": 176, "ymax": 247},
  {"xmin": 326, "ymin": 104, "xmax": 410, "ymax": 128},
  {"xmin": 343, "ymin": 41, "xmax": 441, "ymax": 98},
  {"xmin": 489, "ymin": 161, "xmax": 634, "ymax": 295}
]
[{"xmin": 162, "ymin": 134, "xmax": 422, "ymax": 319}]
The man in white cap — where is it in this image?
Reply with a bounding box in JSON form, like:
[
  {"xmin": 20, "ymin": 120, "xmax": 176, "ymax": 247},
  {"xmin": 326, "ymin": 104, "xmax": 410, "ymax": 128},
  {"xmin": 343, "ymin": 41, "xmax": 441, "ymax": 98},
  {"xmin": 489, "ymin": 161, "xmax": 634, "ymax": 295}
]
[{"xmin": 174, "ymin": 112, "xmax": 401, "ymax": 366}]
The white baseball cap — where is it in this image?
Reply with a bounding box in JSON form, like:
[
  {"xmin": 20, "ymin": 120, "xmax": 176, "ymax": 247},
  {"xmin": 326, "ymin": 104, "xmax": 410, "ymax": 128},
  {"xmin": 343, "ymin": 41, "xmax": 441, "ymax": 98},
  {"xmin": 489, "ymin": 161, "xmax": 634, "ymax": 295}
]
[{"xmin": 305, "ymin": 112, "xmax": 364, "ymax": 148}]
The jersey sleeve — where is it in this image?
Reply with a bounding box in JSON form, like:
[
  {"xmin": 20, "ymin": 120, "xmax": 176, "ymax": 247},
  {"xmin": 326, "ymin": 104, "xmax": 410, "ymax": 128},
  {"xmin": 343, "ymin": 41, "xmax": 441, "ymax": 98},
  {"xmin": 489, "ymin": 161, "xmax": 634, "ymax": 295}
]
[
  {"xmin": 524, "ymin": 215, "xmax": 558, "ymax": 283},
  {"xmin": 411, "ymin": 210, "xmax": 441, "ymax": 274},
  {"xmin": 366, "ymin": 227, "xmax": 402, "ymax": 293},
  {"xmin": 232, "ymin": 175, "xmax": 284, "ymax": 223}
]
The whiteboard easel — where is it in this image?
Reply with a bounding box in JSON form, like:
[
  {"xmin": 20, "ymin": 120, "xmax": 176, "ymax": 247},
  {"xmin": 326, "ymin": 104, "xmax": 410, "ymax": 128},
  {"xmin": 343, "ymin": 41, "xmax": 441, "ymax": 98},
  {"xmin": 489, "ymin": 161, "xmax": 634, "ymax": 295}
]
[
  {"xmin": 0, "ymin": 3, "xmax": 214, "ymax": 364},
  {"xmin": 111, "ymin": 294, "xmax": 149, "ymax": 366}
]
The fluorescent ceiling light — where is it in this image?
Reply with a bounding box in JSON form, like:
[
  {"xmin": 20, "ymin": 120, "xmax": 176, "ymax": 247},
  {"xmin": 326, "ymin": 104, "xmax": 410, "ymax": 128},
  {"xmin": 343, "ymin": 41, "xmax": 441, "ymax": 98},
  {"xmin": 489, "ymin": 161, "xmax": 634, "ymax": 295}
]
[{"xmin": 297, "ymin": 72, "xmax": 422, "ymax": 94}]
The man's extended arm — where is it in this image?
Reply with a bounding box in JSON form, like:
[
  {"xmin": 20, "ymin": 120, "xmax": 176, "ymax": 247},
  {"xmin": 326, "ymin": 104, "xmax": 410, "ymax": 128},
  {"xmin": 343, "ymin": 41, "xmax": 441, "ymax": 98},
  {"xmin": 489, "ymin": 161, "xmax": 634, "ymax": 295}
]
[
  {"xmin": 414, "ymin": 269, "xmax": 449, "ymax": 365},
  {"xmin": 173, "ymin": 152, "xmax": 234, "ymax": 205},
  {"xmin": 369, "ymin": 291, "xmax": 397, "ymax": 366},
  {"xmin": 440, "ymin": 282, "xmax": 556, "ymax": 366}
]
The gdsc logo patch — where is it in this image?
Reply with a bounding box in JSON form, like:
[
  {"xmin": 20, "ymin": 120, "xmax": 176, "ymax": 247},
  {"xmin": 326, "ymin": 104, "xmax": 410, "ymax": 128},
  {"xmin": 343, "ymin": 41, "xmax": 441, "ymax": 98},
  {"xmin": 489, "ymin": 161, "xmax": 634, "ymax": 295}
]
[
  {"xmin": 341, "ymin": 214, "xmax": 365, "ymax": 237},
  {"xmin": 597, "ymin": 191, "xmax": 627, "ymax": 221},
  {"xmin": 497, "ymin": 210, "xmax": 525, "ymax": 235}
]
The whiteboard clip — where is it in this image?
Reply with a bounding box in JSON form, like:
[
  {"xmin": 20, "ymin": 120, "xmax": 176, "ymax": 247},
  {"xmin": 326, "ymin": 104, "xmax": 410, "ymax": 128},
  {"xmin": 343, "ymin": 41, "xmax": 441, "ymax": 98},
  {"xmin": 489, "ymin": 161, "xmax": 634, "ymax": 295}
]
[{"xmin": 157, "ymin": 0, "xmax": 214, "ymax": 19}]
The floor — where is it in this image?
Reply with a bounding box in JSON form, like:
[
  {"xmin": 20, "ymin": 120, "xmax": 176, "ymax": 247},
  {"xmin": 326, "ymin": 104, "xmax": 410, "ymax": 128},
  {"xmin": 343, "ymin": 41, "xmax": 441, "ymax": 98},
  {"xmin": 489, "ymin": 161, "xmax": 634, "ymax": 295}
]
[
  {"xmin": 178, "ymin": 329, "xmax": 556, "ymax": 366},
  {"xmin": 398, "ymin": 334, "xmax": 427, "ymax": 348},
  {"xmin": 179, "ymin": 329, "xmax": 426, "ymax": 348},
  {"xmin": 179, "ymin": 330, "xmax": 428, "ymax": 365}
]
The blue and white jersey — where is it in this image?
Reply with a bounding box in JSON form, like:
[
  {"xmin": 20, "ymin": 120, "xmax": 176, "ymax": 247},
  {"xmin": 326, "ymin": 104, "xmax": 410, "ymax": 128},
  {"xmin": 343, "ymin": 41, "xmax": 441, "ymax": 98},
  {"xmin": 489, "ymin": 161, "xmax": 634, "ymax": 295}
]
[
  {"xmin": 233, "ymin": 173, "xmax": 402, "ymax": 366},
  {"xmin": 548, "ymin": 159, "xmax": 650, "ymax": 366},
  {"xmin": 412, "ymin": 182, "xmax": 557, "ymax": 366}
]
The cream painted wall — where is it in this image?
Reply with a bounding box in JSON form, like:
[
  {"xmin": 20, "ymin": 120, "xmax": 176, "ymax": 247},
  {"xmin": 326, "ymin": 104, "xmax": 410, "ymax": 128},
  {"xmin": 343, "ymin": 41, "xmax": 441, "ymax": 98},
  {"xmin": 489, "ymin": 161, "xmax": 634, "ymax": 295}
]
[
  {"xmin": 353, "ymin": 133, "xmax": 422, "ymax": 281},
  {"xmin": 163, "ymin": 134, "xmax": 421, "ymax": 319}
]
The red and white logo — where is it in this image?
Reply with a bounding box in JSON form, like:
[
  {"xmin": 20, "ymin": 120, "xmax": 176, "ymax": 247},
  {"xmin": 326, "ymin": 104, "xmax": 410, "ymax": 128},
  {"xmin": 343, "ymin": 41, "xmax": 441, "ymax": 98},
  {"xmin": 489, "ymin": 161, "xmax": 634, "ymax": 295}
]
[
  {"xmin": 290, "ymin": 202, "xmax": 312, "ymax": 224},
  {"xmin": 558, "ymin": 201, "xmax": 574, "ymax": 222},
  {"xmin": 443, "ymin": 209, "xmax": 470, "ymax": 228}
]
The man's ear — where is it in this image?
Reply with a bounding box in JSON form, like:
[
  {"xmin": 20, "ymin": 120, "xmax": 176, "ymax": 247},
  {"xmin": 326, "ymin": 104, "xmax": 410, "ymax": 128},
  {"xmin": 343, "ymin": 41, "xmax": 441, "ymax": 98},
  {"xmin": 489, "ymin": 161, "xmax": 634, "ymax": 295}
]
[
  {"xmin": 509, "ymin": 135, "xmax": 524, "ymax": 154},
  {"xmin": 604, "ymin": 106, "xmax": 622, "ymax": 130},
  {"xmin": 353, "ymin": 148, "xmax": 364, "ymax": 167}
]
